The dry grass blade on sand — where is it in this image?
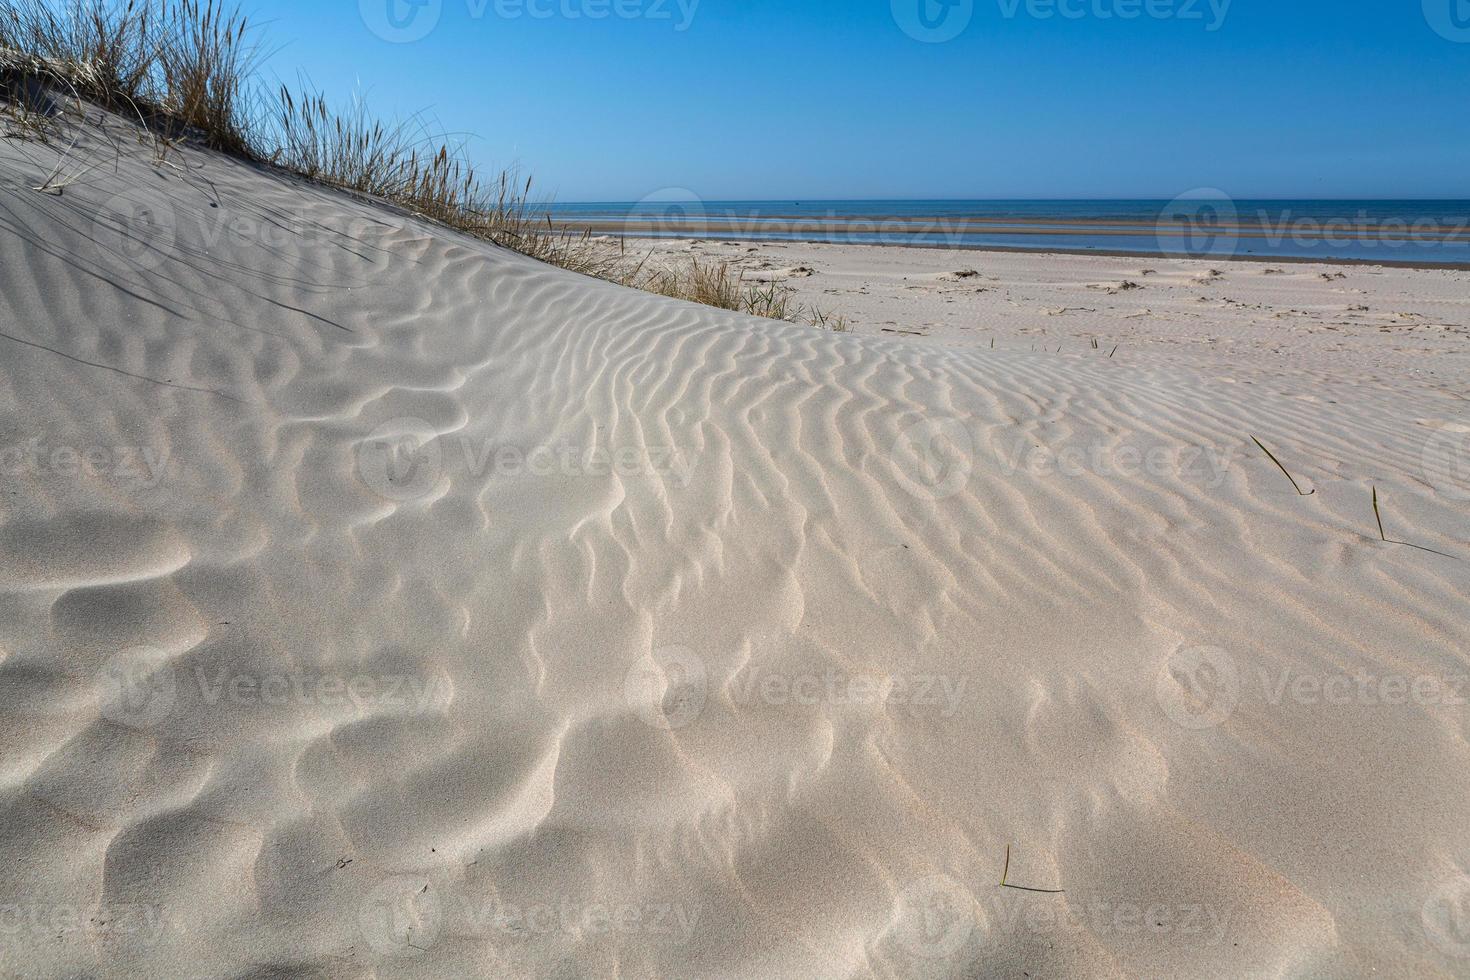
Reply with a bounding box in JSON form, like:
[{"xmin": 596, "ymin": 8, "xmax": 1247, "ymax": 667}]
[{"xmin": 1250, "ymin": 436, "xmax": 1315, "ymax": 496}]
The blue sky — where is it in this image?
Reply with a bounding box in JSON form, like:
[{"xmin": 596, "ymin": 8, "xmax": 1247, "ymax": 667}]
[{"xmin": 248, "ymin": 0, "xmax": 1470, "ymax": 200}]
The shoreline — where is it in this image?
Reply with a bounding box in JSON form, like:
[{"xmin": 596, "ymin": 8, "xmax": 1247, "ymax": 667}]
[
  {"xmin": 553, "ymin": 214, "xmax": 1470, "ymax": 235},
  {"xmin": 610, "ymin": 234, "xmax": 1470, "ymax": 271}
]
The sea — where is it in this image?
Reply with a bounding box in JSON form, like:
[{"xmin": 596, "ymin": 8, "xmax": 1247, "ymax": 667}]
[{"xmin": 543, "ymin": 200, "xmax": 1470, "ymax": 265}]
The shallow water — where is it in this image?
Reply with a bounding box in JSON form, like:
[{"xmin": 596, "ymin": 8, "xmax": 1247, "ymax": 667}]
[{"xmin": 545, "ymin": 199, "xmax": 1470, "ymax": 264}]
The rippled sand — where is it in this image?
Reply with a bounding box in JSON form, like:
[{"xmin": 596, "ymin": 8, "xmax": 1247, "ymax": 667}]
[{"xmin": 2, "ymin": 116, "xmax": 1469, "ymax": 978}]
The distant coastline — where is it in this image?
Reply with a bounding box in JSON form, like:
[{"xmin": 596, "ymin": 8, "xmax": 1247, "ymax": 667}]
[{"xmin": 545, "ymin": 200, "xmax": 1470, "ymax": 266}]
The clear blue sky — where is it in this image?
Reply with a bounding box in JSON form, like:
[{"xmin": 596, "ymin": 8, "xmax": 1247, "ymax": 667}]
[{"xmin": 248, "ymin": 0, "xmax": 1470, "ymax": 201}]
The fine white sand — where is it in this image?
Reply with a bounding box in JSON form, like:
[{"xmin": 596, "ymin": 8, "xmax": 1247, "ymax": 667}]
[{"xmin": 3, "ymin": 117, "xmax": 1469, "ymax": 979}]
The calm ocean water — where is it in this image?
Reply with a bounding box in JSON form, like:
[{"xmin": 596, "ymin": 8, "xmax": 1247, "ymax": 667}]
[{"xmin": 545, "ymin": 200, "xmax": 1470, "ymax": 265}]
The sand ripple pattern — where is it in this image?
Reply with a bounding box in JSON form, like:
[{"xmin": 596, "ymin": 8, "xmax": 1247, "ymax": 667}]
[{"xmin": 1, "ymin": 123, "xmax": 1467, "ymax": 978}]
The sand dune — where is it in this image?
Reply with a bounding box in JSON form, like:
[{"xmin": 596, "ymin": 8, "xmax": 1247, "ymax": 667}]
[{"xmin": 2, "ymin": 118, "xmax": 1469, "ymax": 978}]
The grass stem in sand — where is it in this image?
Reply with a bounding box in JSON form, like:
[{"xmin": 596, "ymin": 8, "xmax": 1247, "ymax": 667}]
[
  {"xmin": 1250, "ymin": 436, "xmax": 1315, "ymax": 496},
  {"xmin": 999, "ymin": 845, "xmax": 1065, "ymax": 895}
]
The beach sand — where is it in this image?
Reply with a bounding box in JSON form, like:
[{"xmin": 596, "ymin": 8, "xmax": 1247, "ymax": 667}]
[{"xmin": 2, "ymin": 118, "xmax": 1469, "ymax": 978}]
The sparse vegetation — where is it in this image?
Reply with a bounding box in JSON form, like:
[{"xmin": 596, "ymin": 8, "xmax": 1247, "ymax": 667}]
[
  {"xmin": 1370, "ymin": 486, "xmax": 1459, "ymax": 560},
  {"xmin": 999, "ymin": 845, "xmax": 1066, "ymax": 895},
  {"xmin": 0, "ymin": 0, "xmax": 259, "ymax": 152},
  {"xmin": 0, "ymin": 0, "xmax": 847, "ymax": 327},
  {"xmin": 1249, "ymin": 435, "xmax": 1315, "ymax": 496}
]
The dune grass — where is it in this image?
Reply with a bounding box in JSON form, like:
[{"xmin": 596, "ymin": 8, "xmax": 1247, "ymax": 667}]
[
  {"xmin": 1, "ymin": 0, "xmax": 848, "ymax": 328},
  {"xmin": 0, "ymin": 0, "xmax": 259, "ymax": 153}
]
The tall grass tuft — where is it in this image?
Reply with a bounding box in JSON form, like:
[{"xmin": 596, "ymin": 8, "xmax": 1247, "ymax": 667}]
[
  {"xmin": 154, "ymin": 0, "xmax": 257, "ymax": 153},
  {"xmin": 1, "ymin": 0, "xmax": 258, "ymax": 151}
]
